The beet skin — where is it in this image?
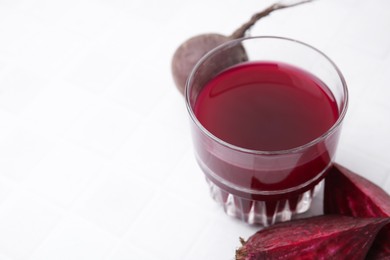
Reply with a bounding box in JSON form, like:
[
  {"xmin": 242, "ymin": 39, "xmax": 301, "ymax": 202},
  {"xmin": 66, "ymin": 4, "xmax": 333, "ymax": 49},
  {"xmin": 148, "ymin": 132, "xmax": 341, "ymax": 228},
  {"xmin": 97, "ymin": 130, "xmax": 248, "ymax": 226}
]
[{"xmin": 236, "ymin": 215, "xmax": 389, "ymax": 260}]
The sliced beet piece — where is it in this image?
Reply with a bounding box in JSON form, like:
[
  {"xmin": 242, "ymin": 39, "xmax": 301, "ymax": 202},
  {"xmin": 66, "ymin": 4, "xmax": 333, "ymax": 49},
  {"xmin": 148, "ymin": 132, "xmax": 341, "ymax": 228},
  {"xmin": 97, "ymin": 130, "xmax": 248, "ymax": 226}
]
[
  {"xmin": 235, "ymin": 215, "xmax": 389, "ymax": 260},
  {"xmin": 324, "ymin": 163, "xmax": 390, "ymax": 217},
  {"xmin": 324, "ymin": 164, "xmax": 390, "ymax": 258}
]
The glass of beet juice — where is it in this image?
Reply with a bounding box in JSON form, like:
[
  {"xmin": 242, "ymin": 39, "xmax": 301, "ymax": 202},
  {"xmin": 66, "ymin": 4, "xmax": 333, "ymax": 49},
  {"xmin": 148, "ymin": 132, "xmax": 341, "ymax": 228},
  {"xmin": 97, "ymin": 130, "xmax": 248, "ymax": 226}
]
[{"xmin": 185, "ymin": 36, "xmax": 348, "ymax": 226}]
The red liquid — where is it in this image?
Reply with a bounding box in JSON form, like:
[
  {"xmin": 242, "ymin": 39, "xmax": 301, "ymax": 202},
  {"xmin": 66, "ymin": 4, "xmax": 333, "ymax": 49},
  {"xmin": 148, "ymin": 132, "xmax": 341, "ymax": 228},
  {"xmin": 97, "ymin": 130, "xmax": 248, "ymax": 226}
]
[
  {"xmin": 195, "ymin": 62, "xmax": 338, "ymax": 151},
  {"xmin": 193, "ymin": 62, "xmax": 339, "ymax": 200}
]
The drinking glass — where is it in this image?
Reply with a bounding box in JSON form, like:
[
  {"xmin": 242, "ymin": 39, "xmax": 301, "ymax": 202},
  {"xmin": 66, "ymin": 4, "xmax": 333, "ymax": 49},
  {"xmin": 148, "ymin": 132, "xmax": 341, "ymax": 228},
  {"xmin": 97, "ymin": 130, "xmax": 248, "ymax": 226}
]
[{"xmin": 185, "ymin": 36, "xmax": 348, "ymax": 225}]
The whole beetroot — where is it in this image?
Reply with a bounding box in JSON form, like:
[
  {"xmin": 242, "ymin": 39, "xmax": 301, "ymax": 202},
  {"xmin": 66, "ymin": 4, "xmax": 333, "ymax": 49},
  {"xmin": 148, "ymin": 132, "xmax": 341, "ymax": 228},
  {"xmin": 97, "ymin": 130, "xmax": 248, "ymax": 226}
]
[
  {"xmin": 324, "ymin": 164, "xmax": 390, "ymax": 259},
  {"xmin": 171, "ymin": 0, "xmax": 313, "ymax": 95},
  {"xmin": 236, "ymin": 215, "xmax": 390, "ymax": 260}
]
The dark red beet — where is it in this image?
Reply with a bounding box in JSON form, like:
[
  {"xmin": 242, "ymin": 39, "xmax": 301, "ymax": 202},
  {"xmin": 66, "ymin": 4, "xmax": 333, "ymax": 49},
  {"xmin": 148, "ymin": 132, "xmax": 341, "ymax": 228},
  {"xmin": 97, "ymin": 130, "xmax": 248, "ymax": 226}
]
[
  {"xmin": 235, "ymin": 215, "xmax": 390, "ymax": 260},
  {"xmin": 172, "ymin": 33, "xmax": 248, "ymax": 97},
  {"xmin": 171, "ymin": 34, "xmax": 246, "ymax": 96},
  {"xmin": 324, "ymin": 164, "xmax": 390, "ymax": 259},
  {"xmin": 171, "ymin": 0, "xmax": 313, "ymax": 95}
]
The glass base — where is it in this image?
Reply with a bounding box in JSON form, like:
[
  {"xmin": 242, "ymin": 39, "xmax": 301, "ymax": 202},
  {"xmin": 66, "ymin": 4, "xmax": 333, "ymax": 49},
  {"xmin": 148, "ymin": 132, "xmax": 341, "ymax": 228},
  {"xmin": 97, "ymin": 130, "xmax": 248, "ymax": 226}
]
[{"xmin": 206, "ymin": 178, "xmax": 323, "ymax": 226}]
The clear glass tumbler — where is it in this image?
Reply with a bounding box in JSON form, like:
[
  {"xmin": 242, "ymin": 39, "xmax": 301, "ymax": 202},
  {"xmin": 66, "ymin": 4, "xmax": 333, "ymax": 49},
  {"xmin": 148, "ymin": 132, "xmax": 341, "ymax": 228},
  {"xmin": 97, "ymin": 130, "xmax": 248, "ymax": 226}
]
[{"xmin": 185, "ymin": 36, "xmax": 348, "ymax": 226}]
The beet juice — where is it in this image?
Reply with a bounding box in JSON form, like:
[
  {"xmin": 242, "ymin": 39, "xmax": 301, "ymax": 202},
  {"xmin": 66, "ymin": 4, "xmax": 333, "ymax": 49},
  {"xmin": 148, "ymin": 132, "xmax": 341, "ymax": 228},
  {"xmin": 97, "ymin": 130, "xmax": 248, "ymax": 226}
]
[
  {"xmin": 185, "ymin": 37, "xmax": 348, "ymax": 225},
  {"xmin": 194, "ymin": 61, "xmax": 338, "ymax": 191},
  {"xmin": 195, "ymin": 62, "xmax": 338, "ymax": 151}
]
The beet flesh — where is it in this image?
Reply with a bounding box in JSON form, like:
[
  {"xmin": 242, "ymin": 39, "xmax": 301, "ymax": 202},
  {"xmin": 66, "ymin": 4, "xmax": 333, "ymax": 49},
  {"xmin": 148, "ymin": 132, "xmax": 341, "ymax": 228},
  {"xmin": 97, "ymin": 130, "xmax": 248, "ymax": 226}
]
[
  {"xmin": 324, "ymin": 164, "xmax": 390, "ymax": 217},
  {"xmin": 324, "ymin": 164, "xmax": 390, "ymax": 258},
  {"xmin": 235, "ymin": 215, "xmax": 390, "ymax": 260}
]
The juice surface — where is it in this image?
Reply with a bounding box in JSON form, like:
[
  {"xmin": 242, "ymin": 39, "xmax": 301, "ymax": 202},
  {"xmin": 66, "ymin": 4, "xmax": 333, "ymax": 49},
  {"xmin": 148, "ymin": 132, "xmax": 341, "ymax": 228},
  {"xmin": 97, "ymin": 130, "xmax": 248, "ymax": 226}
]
[{"xmin": 194, "ymin": 61, "xmax": 339, "ymax": 151}]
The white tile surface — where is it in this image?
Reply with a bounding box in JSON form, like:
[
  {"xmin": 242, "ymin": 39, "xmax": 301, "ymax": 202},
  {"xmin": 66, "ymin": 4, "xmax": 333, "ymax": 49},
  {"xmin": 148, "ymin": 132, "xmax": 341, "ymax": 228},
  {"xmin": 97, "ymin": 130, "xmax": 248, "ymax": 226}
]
[
  {"xmin": 0, "ymin": 191, "xmax": 61, "ymax": 260},
  {"xmin": 22, "ymin": 140, "xmax": 105, "ymax": 208},
  {"xmin": 107, "ymin": 242, "xmax": 157, "ymax": 260},
  {"xmin": 73, "ymin": 162, "xmax": 157, "ymax": 237},
  {"xmin": 0, "ymin": 0, "xmax": 389, "ymax": 259},
  {"xmin": 0, "ymin": 253, "xmax": 12, "ymax": 260},
  {"xmin": 29, "ymin": 215, "xmax": 117, "ymax": 260},
  {"xmin": 0, "ymin": 127, "xmax": 54, "ymax": 181},
  {"xmin": 0, "ymin": 110, "xmax": 19, "ymax": 139},
  {"xmin": 125, "ymin": 191, "xmax": 211, "ymax": 260},
  {"xmin": 64, "ymin": 52, "xmax": 129, "ymax": 94},
  {"xmin": 0, "ymin": 177, "xmax": 16, "ymax": 206},
  {"xmin": 113, "ymin": 117, "xmax": 190, "ymax": 184},
  {"xmin": 183, "ymin": 216, "xmax": 256, "ymax": 260},
  {"xmin": 19, "ymin": 82, "xmax": 97, "ymax": 138},
  {"xmin": 65, "ymin": 97, "xmax": 142, "ymax": 156},
  {"xmin": 339, "ymin": 1, "xmax": 390, "ymax": 58},
  {"xmin": 0, "ymin": 68, "xmax": 48, "ymax": 114}
]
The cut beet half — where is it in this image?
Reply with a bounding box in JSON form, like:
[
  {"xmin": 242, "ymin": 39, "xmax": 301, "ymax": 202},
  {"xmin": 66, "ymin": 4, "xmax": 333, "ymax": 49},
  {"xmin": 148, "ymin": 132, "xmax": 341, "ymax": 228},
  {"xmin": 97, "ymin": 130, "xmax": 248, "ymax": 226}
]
[{"xmin": 324, "ymin": 164, "xmax": 390, "ymax": 258}]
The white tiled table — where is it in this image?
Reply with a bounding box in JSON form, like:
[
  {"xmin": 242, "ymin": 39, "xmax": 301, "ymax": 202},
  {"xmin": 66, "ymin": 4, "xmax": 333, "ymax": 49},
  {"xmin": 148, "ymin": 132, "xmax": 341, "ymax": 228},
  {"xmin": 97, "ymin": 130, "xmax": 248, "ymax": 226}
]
[{"xmin": 0, "ymin": 0, "xmax": 389, "ymax": 259}]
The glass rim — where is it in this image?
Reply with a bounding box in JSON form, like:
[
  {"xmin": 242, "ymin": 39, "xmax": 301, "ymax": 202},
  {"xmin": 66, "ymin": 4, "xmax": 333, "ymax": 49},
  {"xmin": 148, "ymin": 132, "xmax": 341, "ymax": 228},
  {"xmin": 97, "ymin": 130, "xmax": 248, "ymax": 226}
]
[{"xmin": 185, "ymin": 36, "xmax": 349, "ymax": 155}]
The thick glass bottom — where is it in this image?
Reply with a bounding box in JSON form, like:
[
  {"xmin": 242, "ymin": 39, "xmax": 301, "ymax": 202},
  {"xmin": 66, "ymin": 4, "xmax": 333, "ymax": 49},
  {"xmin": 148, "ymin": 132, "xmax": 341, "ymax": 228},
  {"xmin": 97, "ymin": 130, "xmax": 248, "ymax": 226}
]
[{"xmin": 206, "ymin": 178, "xmax": 323, "ymax": 226}]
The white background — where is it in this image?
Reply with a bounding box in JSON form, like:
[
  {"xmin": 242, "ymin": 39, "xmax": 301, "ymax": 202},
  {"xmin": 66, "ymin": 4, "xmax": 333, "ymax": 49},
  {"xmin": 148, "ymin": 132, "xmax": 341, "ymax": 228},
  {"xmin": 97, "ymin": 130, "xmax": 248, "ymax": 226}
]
[{"xmin": 0, "ymin": 0, "xmax": 389, "ymax": 259}]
